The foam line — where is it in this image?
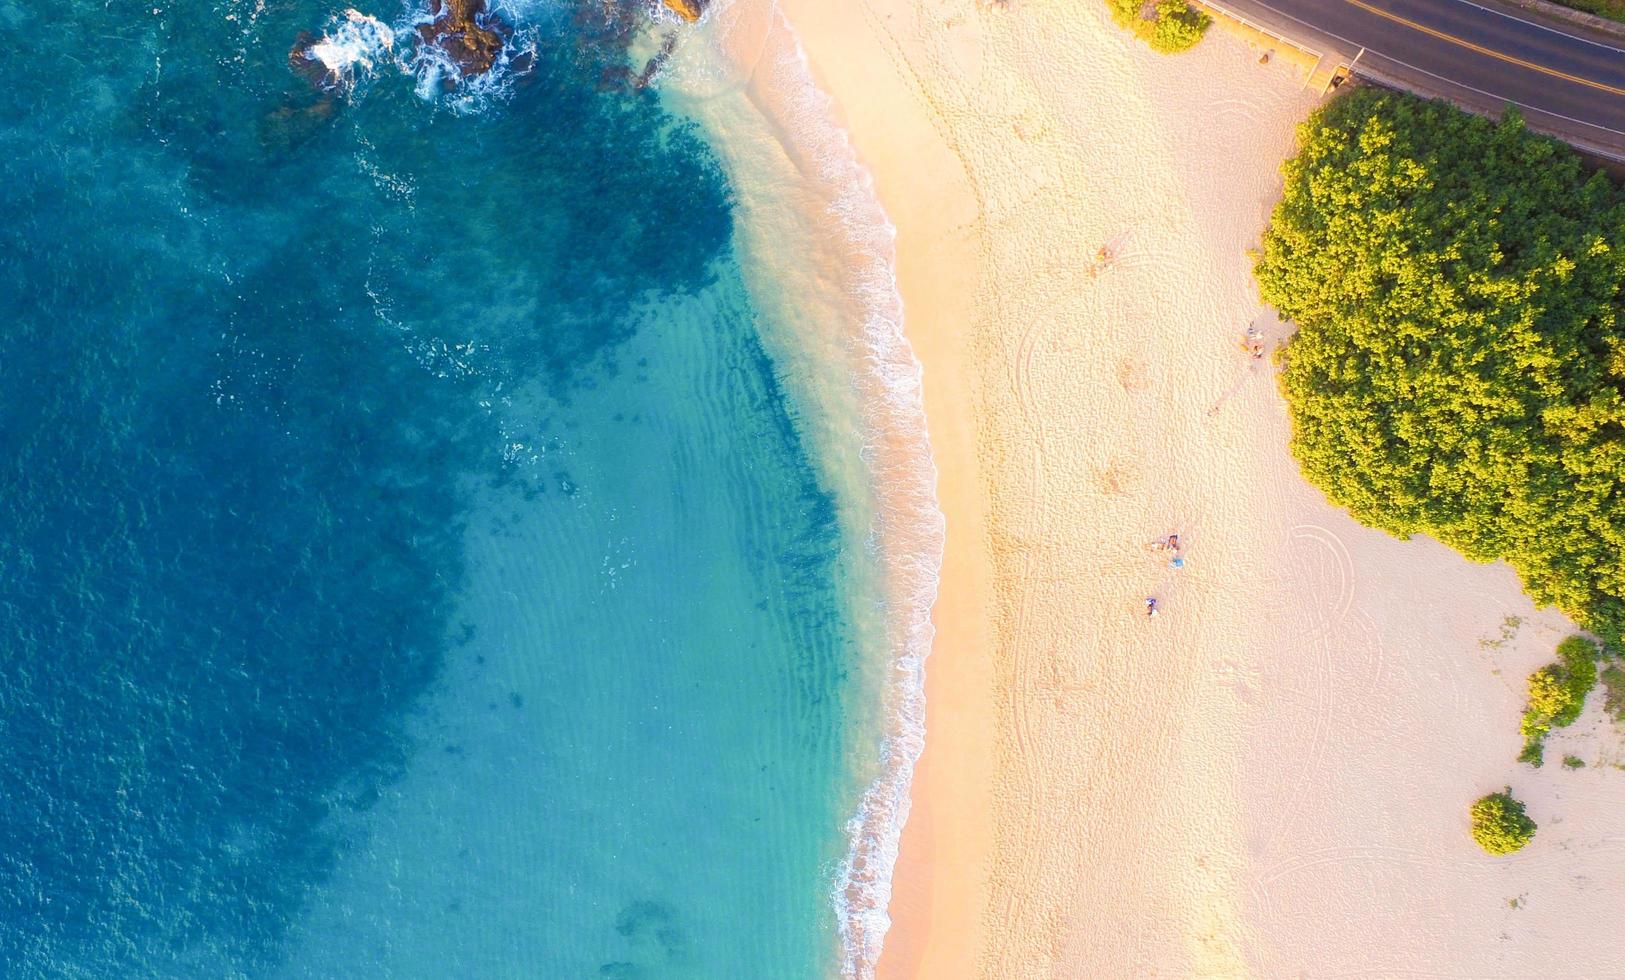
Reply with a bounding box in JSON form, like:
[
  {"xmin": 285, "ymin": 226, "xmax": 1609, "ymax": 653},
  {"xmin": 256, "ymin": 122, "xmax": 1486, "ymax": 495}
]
[{"xmin": 698, "ymin": 12, "xmax": 949, "ymax": 976}]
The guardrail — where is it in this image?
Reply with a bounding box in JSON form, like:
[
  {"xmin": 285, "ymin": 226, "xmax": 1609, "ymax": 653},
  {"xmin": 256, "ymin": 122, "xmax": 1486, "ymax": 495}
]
[{"xmin": 1188, "ymin": 0, "xmax": 1356, "ymax": 92}]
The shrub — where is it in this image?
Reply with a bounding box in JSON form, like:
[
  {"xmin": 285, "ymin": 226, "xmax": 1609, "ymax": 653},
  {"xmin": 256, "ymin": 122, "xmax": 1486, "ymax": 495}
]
[
  {"xmin": 1255, "ymin": 89, "xmax": 1625, "ymax": 647},
  {"xmin": 1470, "ymin": 790, "xmax": 1537, "ymax": 855},
  {"xmin": 1107, "ymin": 0, "xmax": 1210, "ymax": 53},
  {"xmin": 1518, "ymin": 636, "xmax": 1599, "ymax": 764},
  {"xmin": 1555, "ymin": 637, "xmax": 1600, "ymax": 726},
  {"xmin": 1523, "ymin": 666, "xmax": 1569, "ymax": 735},
  {"xmin": 1563, "ymin": 754, "xmax": 1586, "ymax": 769}
]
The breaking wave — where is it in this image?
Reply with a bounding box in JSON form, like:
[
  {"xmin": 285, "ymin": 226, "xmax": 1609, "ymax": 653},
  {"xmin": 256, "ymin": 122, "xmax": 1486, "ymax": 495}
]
[
  {"xmin": 298, "ymin": 1, "xmax": 535, "ymax": 112},
  {"xmin": 310, "ymin": 11, "xmax": 395, "ymax": 77}
]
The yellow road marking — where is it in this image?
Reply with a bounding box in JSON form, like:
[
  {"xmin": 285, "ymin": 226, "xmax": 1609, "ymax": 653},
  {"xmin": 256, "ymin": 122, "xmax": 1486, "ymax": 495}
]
[{"xmin": 1343, "ymin": 0, "xmax": 1625, "ymax": 97}]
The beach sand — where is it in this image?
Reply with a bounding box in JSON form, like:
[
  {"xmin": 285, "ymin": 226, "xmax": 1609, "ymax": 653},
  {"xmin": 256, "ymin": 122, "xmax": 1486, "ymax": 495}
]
[{"xmin": 742, "ymin": 0, "xmax": 1625, "ymax": 975}]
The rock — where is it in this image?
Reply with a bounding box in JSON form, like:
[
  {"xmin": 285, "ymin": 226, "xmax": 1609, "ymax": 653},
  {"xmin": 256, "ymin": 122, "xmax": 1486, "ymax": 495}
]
[
  {"xmin": 288, "ymin": 31, "xmax": 342, "ymax": 91},
  {"xmin": 416, "ymin": 0, "xmax": 511, "ymax": 77},
  {"xmin": 661, "ymin": 0, "xmax": 705, "ymax": 22}
]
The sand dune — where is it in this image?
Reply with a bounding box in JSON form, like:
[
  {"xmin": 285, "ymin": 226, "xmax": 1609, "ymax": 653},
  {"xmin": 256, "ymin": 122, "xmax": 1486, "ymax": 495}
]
[{"xmin": 758, "ymin": 0, "xmax": 1625, "ymax": 975}]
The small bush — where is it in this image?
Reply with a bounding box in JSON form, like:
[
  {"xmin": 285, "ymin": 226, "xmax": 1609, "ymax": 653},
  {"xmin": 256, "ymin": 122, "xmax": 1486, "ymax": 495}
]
[
  {"xmin": 1107, "ymin": 0, "xmax": 1210, "ymax": 53},
  {"xmin": 1470, "ymin": 790, "xmax": 1537, "ymax": 855},
  {"xmin": 1518, "ymin": 636, "xmax": 1600, "ymax": 764},
  {"xmin": 1563, "ymin": 754, "xmax": 1586, "ymax": 769}
]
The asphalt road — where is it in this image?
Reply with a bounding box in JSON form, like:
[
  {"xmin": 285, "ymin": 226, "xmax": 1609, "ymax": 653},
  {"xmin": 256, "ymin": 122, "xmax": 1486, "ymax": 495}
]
[{"xmin": 1206, "ymin": 0, "xmax": 1625, "ymax": 156}]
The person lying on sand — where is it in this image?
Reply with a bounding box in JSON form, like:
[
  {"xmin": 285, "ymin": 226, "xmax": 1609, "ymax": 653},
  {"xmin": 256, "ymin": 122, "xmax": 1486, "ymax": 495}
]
[
  {"xmin": 1241, "ymin": 326, "xmax": 1266, "ymax": 359},
  {"xmin": 1145, "ymin": 597, "xmax": 1159, "ymax": 618},
  {"xmin": 1086, "ymin": 242, "xmax": 1117, "ymax": 278}
]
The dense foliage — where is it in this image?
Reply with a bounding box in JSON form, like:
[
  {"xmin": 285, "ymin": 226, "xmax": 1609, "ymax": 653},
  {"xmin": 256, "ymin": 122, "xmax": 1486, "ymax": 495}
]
[
  {"xmin": 1107, "ymin": 0, "xmax": 1210, "ymax": 53},
  {"xmin": 1256, "ymin": 89, "xmax": 1625, "ymax": 645},
  {"xmin": 1470, "ymin": 790, "xmax": 1537, "ymax": 855},
  {"xmin": 1518, "ymin": 636, "xmax": 1600, "ymax": 765}
]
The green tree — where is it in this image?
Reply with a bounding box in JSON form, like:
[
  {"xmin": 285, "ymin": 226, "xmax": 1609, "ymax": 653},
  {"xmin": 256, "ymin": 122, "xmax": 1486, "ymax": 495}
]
[
  {"xmin": 1255, "ymin": 89, "xmax": 1625, "ymax": 647},
  {"xmin": 1470, "ymin": 790, "xmax": 1537, "ymax": 855}
]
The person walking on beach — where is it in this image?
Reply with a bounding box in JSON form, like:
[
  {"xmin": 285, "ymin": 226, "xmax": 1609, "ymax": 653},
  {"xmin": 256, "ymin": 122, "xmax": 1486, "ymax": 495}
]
[{"xmin": 1145, "ymin": 596, "xmax": 1159, "ymax": 618}]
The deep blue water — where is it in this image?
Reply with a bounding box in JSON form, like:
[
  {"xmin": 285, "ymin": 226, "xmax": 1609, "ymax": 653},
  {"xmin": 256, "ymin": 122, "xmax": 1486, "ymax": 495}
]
[{"xmin": 0, "ymin": 1, "xmax": 867, "ymax": 975}]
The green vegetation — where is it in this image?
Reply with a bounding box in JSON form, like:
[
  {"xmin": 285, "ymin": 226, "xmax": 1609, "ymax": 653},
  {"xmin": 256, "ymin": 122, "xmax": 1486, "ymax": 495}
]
[
  {"xmin": 1563, "ymin": 754, "xmax": 1586, "ymax": 769},
  {"xmin": 1106, "ymin": 0, "xmax": 1210, "ymax": 53},
  {"xmin": 1519, "ymin": 636, "xmax": 1600, "ymax": 764},
  {"xmin": 1552, "ymin": 0, "xmax": 1625, "ymax": 24},
  {"xmin": 1470, "ymin": 790, "xmax": 1537, "ymax": 855},
  {"xmin": 1480, "ymin": 615, "xmax": 1524, "ymax": 651},
  {"xmin": 1254, "ymin": 89, "xmax": 1625, "ymax": 647},
  {"xmin": 1601, "ymin": 661, "xmax": 1625, "ymax": 720}
]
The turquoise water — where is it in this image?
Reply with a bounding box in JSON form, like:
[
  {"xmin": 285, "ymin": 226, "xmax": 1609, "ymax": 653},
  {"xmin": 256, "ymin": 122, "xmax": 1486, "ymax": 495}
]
[{"xmin": 0, "ymin": 2, "xmax": 883, "ymax": 975}]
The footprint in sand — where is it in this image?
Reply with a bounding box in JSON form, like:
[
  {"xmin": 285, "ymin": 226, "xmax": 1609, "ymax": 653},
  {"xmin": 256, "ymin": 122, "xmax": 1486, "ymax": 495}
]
[
  {"xmin": 1116, "ymin": 356, "xmax": 1150, "ymax": 392},
  {"xmin": 1096, "ymin": 457, "xmax": 1141, "ymax": 496}
]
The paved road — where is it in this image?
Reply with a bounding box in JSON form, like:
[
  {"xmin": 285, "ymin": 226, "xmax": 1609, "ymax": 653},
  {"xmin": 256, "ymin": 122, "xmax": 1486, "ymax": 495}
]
[{"xmin": 1208, "ymin": 0, "xmax": 1625, "ymax": 157}]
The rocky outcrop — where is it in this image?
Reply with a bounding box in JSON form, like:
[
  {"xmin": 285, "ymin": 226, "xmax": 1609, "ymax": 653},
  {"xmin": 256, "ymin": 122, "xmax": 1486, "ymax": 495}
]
[
  {"xmin": 416, "ymin": 0, "xmax": 510, "ymax": 77},
  {"xmin": 288, "ymin": 31, "xmax": 342, "ymax": 91},
  {"xmin": 660, "ymin": 0, "xmax": 705, "ymax": 22}
]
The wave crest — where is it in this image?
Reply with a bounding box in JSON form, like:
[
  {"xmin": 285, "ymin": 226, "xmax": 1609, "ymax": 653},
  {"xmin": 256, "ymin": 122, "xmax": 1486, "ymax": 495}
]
[{"xmin": 300, "ymin": 10, "xmax": 397, "ymax": 93}]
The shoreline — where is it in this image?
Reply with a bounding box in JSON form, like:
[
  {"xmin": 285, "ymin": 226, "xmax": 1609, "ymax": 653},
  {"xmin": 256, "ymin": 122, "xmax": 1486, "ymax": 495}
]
[
  {"xmin": 656, "ymin": 11, "xmax": 955, "ymax": 975},
  {"xmin": 738, "ymin": 1, "xmax": 1001, "ymax": 973}
]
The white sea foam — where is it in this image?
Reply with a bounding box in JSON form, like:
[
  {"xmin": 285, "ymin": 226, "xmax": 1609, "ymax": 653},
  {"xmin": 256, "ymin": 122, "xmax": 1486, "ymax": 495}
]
[
  {"xmin": 307, "ymin": 10, "xmax": 396, "ymax": 88},
  {"xmin": 301, "ymin": 0, "xmax": 533, "ymax": 112},
  {"xmin": 658, "ymin": 9, "xmax": 947, "ymax": 975}
]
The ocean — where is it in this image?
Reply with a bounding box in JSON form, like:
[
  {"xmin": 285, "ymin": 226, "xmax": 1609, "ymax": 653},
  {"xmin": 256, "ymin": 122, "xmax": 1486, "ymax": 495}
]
[{"xmin": 0, "ymin": 0, "xmax": 941, "ymax": 976}]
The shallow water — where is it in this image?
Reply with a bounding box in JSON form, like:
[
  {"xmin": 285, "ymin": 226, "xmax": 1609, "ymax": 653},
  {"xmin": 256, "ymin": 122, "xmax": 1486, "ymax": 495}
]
[{"xmin": 0, "ymin": 1, "xmax": 889, "ymax": 975}]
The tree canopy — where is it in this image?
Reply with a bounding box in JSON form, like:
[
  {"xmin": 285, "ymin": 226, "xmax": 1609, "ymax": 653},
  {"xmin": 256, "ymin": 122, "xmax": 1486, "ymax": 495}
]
[
  {"xmin": 1470, "ymin": 790, "xmax": 1537, "ymax": 855},
  {"xmin": 1256, "ymin": 89, "xmax": 1625, "ymax": 644}
]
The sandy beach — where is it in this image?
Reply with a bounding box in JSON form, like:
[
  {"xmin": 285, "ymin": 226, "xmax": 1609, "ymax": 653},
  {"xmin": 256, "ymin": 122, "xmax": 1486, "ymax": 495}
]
[{"xmin": 726, "ymin": 0, "xmax": 1625, "ymax": 975}]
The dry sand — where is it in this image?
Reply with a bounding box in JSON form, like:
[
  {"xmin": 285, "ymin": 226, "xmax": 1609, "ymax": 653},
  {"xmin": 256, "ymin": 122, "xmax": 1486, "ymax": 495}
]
[{"xmin": 734, "ymin": 0, "xmax": 1625, "ymax": 976}]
